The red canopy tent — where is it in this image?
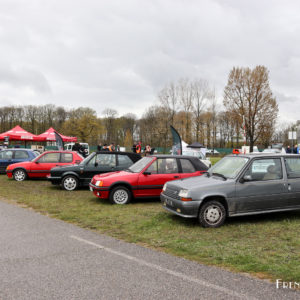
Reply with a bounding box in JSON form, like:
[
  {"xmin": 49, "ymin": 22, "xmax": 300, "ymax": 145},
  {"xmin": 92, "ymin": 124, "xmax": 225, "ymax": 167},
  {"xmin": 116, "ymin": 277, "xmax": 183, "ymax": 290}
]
[
  {"xmin": 38, "ymin": 127, "xmax": 77, "ymax": 142},
  {"xmin": 0, "ymin": 125, "xmax": 44, "ymax": 141}
]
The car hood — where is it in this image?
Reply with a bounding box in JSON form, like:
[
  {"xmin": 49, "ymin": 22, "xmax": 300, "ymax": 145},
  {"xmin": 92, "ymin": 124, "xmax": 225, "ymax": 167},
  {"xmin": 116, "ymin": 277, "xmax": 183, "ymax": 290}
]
[
  {"xmin": 166, "ymin": 174, "xmax": 232, "ymax": 191},
  {"xmin": 93, "ymin": 170, "xmax": 137, "ymax": 181}
]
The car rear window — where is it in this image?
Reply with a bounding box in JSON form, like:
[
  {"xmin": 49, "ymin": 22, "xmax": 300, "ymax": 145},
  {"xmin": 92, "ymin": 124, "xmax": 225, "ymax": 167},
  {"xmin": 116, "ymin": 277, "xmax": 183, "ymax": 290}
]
[
  {"xmin": 285, "ymin": 158, "xmax": 300, "ymax": 178},
  {"xmin": 61, "ymin": 153, "xmax": 73, "ymax": 163},
  {"xmin": 180, "ymin": 159, "xmax": 196, "ymax": 173},
  {"xmin": 117, "ymin": 154, "xmax": 133, "ymax": 168}
]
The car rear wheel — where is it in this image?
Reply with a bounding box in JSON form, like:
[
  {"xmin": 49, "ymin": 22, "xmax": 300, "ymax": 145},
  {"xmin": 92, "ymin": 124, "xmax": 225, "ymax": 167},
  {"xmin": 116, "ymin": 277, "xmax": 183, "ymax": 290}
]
[
  {"xmin": 13, "ymin": 169, "xmax": 27, "ymax": 181},
  {"xmin": 109, "ymin": 186, "xmax": 131, "ymax": 204},
  {"xmin": 62, "ymin": 176, "xmax": 78, "ymax": 191},
  {"xmin": 198, "ymin": 200, "xmax": 226, "ymax": 228}
]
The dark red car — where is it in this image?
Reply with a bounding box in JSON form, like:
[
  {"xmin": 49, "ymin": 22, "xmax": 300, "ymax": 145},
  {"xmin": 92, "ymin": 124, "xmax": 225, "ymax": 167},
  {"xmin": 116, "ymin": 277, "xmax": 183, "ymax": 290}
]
[
  {"xmin": 6, "ymin": 151, "xmax": 83, "ymax": 181},
  {"xmin": 89, "ymin": 155, "xmax": 208, "ymax": 204}
]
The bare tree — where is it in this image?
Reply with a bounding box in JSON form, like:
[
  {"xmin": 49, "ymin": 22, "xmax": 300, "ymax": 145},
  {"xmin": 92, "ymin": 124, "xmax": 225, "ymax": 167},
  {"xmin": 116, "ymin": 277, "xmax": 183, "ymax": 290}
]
[
  {"xmin": 192, "ymin": 79, "xmax": 210, "ymax": 141},
  {"xmin": 224, "ymin": 66, "xmax": 278, "ymax": 151},
  {"xmin": 102, "ymin": 108, "xmax": 118, "ymax": 143}
]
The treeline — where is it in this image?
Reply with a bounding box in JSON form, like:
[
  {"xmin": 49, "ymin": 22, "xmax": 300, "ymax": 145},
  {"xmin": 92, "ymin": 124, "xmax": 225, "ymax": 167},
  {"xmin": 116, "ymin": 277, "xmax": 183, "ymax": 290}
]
[{"xmin": 0, "ymin": 66, "xmax": 281, "ymax": 149}]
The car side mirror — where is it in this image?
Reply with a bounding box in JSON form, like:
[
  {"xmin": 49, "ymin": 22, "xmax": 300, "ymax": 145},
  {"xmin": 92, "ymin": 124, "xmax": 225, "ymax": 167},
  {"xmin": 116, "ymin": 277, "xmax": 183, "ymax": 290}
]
[
  {"xmin": 143, "ymin": 171, "xmax": 151, "ymax": 175},
  {"xmin": 35, "ymin": 161, "xmax": 39, "ymax": 164},
  {"xmin": 75, "ymin": 160, "xmax": 81, "ymax": 164},
  {"xmin": 240, "ymin": 175, "xmax": 252, "ymax": 183}
]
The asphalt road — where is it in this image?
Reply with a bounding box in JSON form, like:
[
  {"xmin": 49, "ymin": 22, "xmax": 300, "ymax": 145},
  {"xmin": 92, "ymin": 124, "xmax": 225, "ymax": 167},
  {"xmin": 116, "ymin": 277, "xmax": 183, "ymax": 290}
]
[{"xmin": 0, "ymin": 200, "xmax": 299, "ymax": 300}]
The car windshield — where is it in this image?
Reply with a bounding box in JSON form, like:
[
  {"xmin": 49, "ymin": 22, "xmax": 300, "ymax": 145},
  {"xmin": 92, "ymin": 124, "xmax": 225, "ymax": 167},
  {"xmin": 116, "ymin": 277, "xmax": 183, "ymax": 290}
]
[
  {"xmin": 209, "ymin": 156, "xmax": 249, "ymax": 179},
  {"xmin": 80, "ymin": 153, "xmax": 95, "ymax": 165},
  {"xmin": 128, "ymin": 157, "xmax": 154, "ymax": 173}
]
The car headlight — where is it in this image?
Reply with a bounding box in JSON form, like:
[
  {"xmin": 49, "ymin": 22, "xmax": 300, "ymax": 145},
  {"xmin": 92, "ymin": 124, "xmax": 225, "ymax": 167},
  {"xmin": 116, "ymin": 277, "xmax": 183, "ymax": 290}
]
[
  {"xmin": 178, "ymin": 189, "xmax": 189, "ymax": 198},
  {"xmin": 162, "ymin": 183, "xmax": 167, "ymax": 191},
  {"xmin": 95, "ymin": 180, "xmax": 103, "ymax": 187}
]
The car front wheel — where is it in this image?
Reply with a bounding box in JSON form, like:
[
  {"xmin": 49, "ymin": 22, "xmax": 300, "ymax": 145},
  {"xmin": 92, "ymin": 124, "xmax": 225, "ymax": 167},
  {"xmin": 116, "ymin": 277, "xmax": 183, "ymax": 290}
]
[
  {"xmin": 198, "ymin": 200, "xmax": 226, "ymax": 228},
  {"xmin": 109, "ymin": 186, "xmax": 131, "ymax": 204},
  {"xmin": 62, "ymin": 176, "xmax": 78, "ymax": 191},
  {"xmin": 13, "ymin": 169, "xmax": 27, "ymax": 181}
]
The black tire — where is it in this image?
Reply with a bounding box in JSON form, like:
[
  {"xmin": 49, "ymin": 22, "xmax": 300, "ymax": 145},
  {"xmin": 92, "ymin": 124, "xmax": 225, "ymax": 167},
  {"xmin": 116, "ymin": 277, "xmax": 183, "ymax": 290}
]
[
  {"xmin": 198, "ymin": 200, "xmax": 226, "ymax": 228},
  {"xmin": 13, "ymin": 169, "xmax": 27, "ymax": 181},
  {"xmin": 62, "ymin": 175, "xmax": 79, "ymax": 191},
  {"xmin": 109, "ymin": 186, "xmax": 131, "ymax": 204}
]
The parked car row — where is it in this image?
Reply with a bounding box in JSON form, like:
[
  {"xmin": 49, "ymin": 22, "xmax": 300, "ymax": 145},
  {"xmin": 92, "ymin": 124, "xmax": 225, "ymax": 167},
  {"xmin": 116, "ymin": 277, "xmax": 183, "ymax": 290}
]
[{"xmin": 2, "ymin": 149, "xmax": 300, "ymax": 228}]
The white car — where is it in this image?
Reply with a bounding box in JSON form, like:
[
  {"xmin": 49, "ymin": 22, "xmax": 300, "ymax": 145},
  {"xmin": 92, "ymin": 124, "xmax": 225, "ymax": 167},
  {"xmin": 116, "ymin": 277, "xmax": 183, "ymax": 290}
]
[
  {"xmin": 206, "ymin": 149, "xmax": 219, "ymax": 154},
  {"xmin": 182, "ymin": 150, "xmax": 212, "ymax": 168}
]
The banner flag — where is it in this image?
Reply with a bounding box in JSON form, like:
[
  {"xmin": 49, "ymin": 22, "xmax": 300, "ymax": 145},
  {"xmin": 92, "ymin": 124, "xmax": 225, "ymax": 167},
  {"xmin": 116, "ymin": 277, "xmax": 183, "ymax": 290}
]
[
  {"xmin": 54, "ymin": 131, "xmax": 64, "ymax": 151},
  {"xmin": 170, "ymin": 125, "xmax": 182, "ymax": 155}
]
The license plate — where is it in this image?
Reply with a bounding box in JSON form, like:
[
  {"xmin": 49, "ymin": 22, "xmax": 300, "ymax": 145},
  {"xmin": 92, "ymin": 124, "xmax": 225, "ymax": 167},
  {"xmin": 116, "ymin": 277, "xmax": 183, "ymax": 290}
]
[{"xmin": 165, "ymin": 199, "xmax": 173, "ymax": 207}]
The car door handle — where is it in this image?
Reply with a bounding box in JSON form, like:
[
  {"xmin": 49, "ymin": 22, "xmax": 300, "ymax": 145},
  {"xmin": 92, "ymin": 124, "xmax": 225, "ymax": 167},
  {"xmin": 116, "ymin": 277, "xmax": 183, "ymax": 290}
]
[{"xmin": 174, "ymin": 176, "xmax": 179, "ymax": 178}]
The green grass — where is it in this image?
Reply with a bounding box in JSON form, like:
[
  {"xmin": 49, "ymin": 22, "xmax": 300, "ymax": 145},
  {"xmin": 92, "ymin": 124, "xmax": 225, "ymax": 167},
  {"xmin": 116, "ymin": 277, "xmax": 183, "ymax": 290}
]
[{"xmin": 1, "ymin": 175, "xmax": 300, "ymax": 282}]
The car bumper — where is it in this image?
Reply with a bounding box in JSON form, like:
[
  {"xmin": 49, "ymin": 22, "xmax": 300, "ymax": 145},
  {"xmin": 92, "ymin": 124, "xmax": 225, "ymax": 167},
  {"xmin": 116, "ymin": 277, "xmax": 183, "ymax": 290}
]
[
  {"xmin": 46, "ymin": 175, "xmax": 61, "ymax": 185},
  {"xmin": 160, "ymin": 193, "xmax": 199, "ymax": 218},
  {"xmin": 89, "ymin": 183, "xmax": 109, "ymax": 199}
]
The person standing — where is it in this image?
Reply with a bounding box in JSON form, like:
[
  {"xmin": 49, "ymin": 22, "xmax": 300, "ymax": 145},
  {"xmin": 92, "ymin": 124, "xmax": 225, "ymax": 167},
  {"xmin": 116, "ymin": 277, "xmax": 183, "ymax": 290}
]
[
  {"xmin": 97, "ymin": 142, "xmax": 103, "ymax": 151},
  {"xmin": 132, "ymin": 143, "xmax": 137, "ymax": 153},
  {"xmin": 293, "ymin": 144, "xmax": 298, "ymax": 154},
  {"xmin": 145, "ymin": 144, "xmax": 151, "ymax": 156},
  {"xmin": 102, "ymin": 144, "xmax": 109, "ymax": 151},
  {"xmin": 108, "ymin": 143, "xmax": 115, "ymax": 152},
  {"xmin": 136, "ymin": 141, "xmax": 142, "ymax": 154},
  {"xmin": 286, "ymin": 146, "xmax": 292, "ymax": 154}
]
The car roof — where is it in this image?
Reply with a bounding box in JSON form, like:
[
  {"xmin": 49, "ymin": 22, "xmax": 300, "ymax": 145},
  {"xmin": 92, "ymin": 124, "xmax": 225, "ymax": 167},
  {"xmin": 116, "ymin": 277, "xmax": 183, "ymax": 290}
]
[
  {"xmin": 228, "ymin": 153, "xmax": 300, "ymax": 158},
  {"xmin": 150, "ymin": 154, "xmax": 199, "ymax": 158},
  {"xmin": 0, "ymin": 148, "xmax": 34, "ymax": 151}
]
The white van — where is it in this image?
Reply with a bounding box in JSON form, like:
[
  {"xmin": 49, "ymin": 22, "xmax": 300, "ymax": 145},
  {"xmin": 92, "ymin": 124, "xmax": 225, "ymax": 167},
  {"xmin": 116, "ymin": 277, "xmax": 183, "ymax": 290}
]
[{"xmin": 64, "ymin": 143, "xmax": 90, "ymax": 156}]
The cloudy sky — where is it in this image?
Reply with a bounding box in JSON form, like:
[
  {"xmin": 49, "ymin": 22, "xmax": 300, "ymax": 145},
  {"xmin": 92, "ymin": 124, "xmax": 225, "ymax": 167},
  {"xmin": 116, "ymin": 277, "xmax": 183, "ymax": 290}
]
[{"xmin": 0, "ymin": 0, "xmax": 300, "ymax": 123}]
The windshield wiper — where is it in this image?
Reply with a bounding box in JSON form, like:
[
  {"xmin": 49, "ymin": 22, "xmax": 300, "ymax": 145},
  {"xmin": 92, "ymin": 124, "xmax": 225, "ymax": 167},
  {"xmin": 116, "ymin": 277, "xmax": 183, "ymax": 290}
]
[
  {"xmin": 124, "ymin": 168, "xmax": 133, "ymax": 173},
  {"xmin": 212, "ymin": 172, "xmax": 227, "ymax": 180}
]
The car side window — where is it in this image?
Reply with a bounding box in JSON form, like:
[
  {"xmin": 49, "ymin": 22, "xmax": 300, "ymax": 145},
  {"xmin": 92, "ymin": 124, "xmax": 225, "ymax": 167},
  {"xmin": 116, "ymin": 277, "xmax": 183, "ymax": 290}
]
[
  {"xmin": 1, "ymin": 150, "xmax": 13, "ymax": 159},
  {"xmin": 180, "ymin": 159, "xmax": 196, "ymax": 173},
  {"xmin": 244, "ymin": 158, "xmax": 282, "ymax": 181},
  {"xmin": 38, "ymin": 153, "xmax": 60, "ymax": 163},
  {"xmin": 117, "ymin": 155, "xmax": 133, "ymax": 168},
  {"xmin": 61, "ymin": 153, "xmax": 73, "ymax": 163},
  {"xmin": 15, "ymin": 151, "xmax": 29, "ymax": 159},
  {"xmin": 285, "ymin": 158, "xmax": 300, "ymax": 178},
  {"xmin": 146, "ymin": 160, "xmax": 158, "ymax": 174},
  {"xmin": 94, "ymin": 154, "xmax": 116, "ymax": 167},
  {"xmin": 157, "ymin": 158, "xmax": 178, "ymax": 174}
]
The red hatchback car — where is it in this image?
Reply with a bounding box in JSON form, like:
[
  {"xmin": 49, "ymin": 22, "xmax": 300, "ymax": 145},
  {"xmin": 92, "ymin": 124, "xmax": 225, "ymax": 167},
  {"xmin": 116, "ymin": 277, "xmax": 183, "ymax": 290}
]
[
  {"xmin": 89, "ymin": 155, "xmax": 208, "ymax": 204},
  {"xmin": 6, "ymin": 151, "xmax": 83, "ymax": 181}
]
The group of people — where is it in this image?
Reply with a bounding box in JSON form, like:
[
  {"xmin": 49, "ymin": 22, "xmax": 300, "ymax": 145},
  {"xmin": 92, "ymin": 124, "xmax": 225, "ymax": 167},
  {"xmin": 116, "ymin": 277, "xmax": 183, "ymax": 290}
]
[
  {"xmin": 286, "ymin": 145, "xmax": 299, "ymax": 154},
  {"xmin": 97, "ymin": 143, "xmax": 120, "ymax": 152},
  {"xmin": 132, "ymin": 141, "xmax": 153, "ymax": 156},
  {"xmin": 96, "ymin": 141, "xmax": 153, "ymax": 156}
]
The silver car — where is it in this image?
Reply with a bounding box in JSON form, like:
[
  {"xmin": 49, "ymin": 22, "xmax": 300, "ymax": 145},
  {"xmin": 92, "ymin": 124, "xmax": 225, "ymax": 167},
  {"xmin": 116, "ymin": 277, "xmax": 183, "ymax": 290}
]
[{"xmin": 161, "ymin": 153, "xmax": 300, "ymax": 227}]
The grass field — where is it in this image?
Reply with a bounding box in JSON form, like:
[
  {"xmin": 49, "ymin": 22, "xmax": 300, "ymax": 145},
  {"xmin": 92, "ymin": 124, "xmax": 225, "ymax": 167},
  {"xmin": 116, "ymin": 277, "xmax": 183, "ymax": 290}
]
[{"xmin": 1, "ymin": 174, "xmax": 300, "ymax": 283}]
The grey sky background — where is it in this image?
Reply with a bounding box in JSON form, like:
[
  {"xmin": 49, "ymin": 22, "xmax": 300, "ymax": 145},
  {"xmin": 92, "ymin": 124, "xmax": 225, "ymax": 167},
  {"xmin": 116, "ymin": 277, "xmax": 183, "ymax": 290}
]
[{"xmin": 0, "ymin": 0, "xmax": 299, "ymax": 124}]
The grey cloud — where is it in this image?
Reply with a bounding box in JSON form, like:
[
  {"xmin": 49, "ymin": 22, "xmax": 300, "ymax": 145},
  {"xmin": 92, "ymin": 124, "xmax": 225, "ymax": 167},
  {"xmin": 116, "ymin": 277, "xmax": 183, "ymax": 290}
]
[{"xmin": 0, "ymin": 0, "xmax": 299, "ymax": 121}]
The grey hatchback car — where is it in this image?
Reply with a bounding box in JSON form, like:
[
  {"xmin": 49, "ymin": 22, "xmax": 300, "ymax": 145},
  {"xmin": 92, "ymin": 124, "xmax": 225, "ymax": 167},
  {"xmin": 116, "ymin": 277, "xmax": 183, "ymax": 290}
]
[{"xmin": 161, "ymin": 153, "xmax": 300, "ymax": 227}]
